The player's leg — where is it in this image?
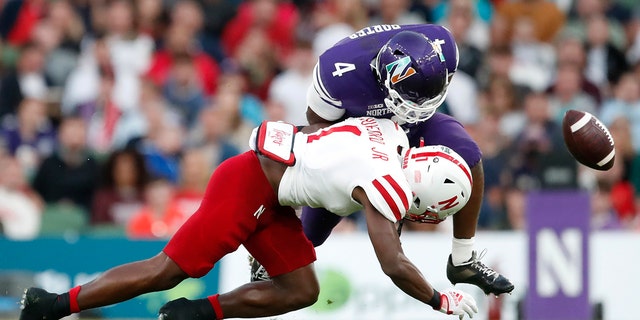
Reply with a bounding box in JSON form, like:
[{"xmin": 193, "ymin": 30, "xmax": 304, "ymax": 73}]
[
  {"xmin": 220, "ymin": 263, "xmax": 318, "ymax": 318},
  {"xmin": 448, "ymin": 160, "xmax": 514, "ymax": 295},
  {"xmin": 229, "ymin": 205, "xmax": 318, "ymax": 317},
  {"xmin": 160, "ymin": 205, "xmax": 318, "ymax": 319},
  {"xmin": 157, "ymin": 264, "xmax": 318, "ymax": 320},
  {"xmin": 20, "ymin": 252, "xmax": 188, "ymax": 320}
]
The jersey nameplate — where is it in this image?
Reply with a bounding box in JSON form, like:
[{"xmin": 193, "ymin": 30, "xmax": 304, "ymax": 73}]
[{"xmin": 254, "ymin": 121, "xmax": 297, "ymax": 166}]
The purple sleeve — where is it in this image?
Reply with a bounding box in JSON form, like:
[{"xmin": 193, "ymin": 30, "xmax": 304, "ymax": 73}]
[
  {"xmin": 301, "ymin": 206, "xmax": 343, "ymax": 247},
  {"xmin": 408, "ymin": 112, "xmax": 482, "ymax": 168}
]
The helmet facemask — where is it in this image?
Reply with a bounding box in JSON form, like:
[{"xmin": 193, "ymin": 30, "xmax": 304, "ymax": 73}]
[{"xmin": 383, "ymin": 76, "xmax": 449, "ymax": 124}]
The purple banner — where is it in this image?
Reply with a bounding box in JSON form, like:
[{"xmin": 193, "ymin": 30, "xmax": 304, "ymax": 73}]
[{"xmin": 526, "ymin": 191, "xmax": 591, "ymax": 320}]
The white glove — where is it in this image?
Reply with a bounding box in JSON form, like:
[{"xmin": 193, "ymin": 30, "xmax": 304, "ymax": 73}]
[{"xmin": 438, "ymin": 288, "xmax": 478, "ymax": 319}]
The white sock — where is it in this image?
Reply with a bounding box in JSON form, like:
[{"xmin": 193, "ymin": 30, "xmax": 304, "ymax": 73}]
[{"xmin": 451, "ymin": 237, "xmax": 474, "ymax": 266}]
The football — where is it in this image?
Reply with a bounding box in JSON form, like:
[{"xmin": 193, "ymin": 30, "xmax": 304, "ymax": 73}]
[{"xmin": 562, "ymin": 109, "xmax": 615, "ymax": 171}]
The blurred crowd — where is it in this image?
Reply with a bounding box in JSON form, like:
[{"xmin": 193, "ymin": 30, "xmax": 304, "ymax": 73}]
[{"xmin": 0, "ymin": 0, "xmax": 639, "ymax": 240}]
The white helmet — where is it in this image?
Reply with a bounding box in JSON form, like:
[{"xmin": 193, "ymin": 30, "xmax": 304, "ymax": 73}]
[{"xmin": 402, "ymin": 145, "xmax": 473, "ymax": 224}]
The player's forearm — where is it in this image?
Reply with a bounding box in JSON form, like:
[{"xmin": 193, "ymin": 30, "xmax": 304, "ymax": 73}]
[{"xmin": 384, "ymin": 258, "xmax": 437, "ymax": 306}]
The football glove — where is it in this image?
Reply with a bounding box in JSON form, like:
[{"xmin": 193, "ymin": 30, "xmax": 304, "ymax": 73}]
[
  {"xmin": 438, "ymin": 288, "xmax": 478, "ymax": 319},
  {"xmin": 158, "ymin": 297, "xmax": 215, "ymax": 320}
]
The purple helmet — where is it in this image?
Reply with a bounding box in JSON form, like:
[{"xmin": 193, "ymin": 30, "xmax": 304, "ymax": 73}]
[{"xmin": 373, "ymin": 31, "xmax": 449, "ymax": 124}]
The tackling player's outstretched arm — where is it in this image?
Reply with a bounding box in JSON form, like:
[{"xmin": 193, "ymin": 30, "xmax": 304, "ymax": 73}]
[{"xmin": 352, "ymin": 186, "xmax": 478, "ymax": 319}]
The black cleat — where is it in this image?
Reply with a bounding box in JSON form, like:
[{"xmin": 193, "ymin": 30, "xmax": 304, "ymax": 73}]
[
  {"xmin": 447, "ymin": 250, "xmax": 515, "ymax": 295},
  {"xmin": 20, "ymin": 287, "xmax": 63, "ymax": 320},
  {"xmin": 248, "ymin": 255, "xmax": 270, "ymax": 282}
]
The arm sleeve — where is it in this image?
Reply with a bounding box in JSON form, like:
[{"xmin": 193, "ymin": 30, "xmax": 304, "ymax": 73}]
[
  {"xmin": 306, "ymin": 63, "xmax": 346, "ymax": 121},
  {"xmin": 301, "ymin": 206, "xmax": 343, "ymax": 247}
]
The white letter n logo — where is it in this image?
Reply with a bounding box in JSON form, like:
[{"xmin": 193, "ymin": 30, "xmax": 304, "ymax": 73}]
[{"xmin": 536, "ymin": 228, "xmax": 583, "ymax": 297}]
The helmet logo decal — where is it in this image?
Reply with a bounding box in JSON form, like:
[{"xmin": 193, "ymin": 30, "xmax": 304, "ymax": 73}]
[
  {"xmin": 439, "ymin": 195, "xmax": 460, "ymax": 211},
  {"xmin": 431, "ymin": 39, "xmax": 446, "ymax": 62},
  {"xmin": 385, "ymin": 56, "xmax": 416, "ymax": 84}
]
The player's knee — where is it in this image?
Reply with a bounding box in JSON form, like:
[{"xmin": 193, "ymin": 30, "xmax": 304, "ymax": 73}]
[{"xmin": 288, "ymin": 279, "xmax": 319, "ymax": 309}]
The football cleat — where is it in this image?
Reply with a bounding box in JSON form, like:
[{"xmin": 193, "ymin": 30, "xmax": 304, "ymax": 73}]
[
  {"xmin": 248, "ymin": 255, "xmax": 270, "ymax": 282},
  {"xmin": 446, "ymin": 250, "xmax": 514, "ymax": 295},
  {"xmin": 19, "ymin": 287, "xmax": 63, "ymax": 320}
]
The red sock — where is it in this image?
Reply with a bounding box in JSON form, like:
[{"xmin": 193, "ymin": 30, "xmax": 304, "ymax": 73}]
[
  {"xmin": 69, "ymin": 286, "xmax": 82, "ymax": 313},
  {"xmin": 207, "ymin": 294, "xmax": 224, "ymax": 319}
]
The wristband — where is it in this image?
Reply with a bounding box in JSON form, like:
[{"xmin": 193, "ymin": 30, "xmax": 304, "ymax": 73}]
[{"xmin": 427, "ymin": 289, "xmax": 442, "ymax": 310}]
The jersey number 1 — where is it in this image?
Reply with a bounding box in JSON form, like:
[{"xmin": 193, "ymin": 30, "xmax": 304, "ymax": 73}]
[
  {"xmin": 332, "ymin": 63, "xmax": 356, "ymax": 77},
  {"xmin": 307, "ymin": 125, "xmax": 361, "ymax": 143}
]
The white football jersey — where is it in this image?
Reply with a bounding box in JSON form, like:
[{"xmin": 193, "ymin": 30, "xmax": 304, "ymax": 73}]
[{"xmin": 278, "ymin": 117, "xmax": 412, "ymax": 222}]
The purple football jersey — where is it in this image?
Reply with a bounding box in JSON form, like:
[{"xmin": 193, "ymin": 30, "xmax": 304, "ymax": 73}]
[{"xmin": 307, "ymin": 24, "xmax": 481, "ymax": 167}]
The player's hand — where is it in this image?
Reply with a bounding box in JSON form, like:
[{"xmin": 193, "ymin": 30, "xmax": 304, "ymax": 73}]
[{"xmin": 437, "ymin": 288, "xmax": 478, "ymax": 319}]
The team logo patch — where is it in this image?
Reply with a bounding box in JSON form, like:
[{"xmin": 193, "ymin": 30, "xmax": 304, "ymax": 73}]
[{"xmin": 386, "ymin": 56, "xmax": 416, "ymax": 84}]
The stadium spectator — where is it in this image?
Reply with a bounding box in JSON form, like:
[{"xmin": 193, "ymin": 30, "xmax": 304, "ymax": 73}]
[
  {"xmin": 590, "ymin": 178, "xmax": 623, "ymax": 230},
  {"xmin": 91, "ymin": 148, "xmax": 148, "ymax": 226},
  {"xmin": 61, "ymin": 34, "xmax": 113, "ymax": 115},
  {"xmin": 583, "ymin": 14, "xmax": 629, "ymax": 90},
  {"xmin": 501, "ymin": 92, "xmax": 577, "ymax": 228},
  {"xmin": 0, "ymin": 0, "xmax": 47, "ymax": 47},
  {"xmin": 562, "ymin": 0, "xmax": 628, "ymax": 52},
  {"xmin": 136, "ymin": 122, "xmax": 185, "ymax": 184},
  {"xmin": 509, "ymin": 17, "xmax": 556, "ymax": 92},
  {"xmin": 221, "ymin": 0, "xmax": 298, "ymax": 64},
  {"xmin": 0, "ymin": 155, "xmax": 42, "ymax": 240},
  {"xmin": 435, "ymin": 0, "xmax": 491, "ymax": 51},
  {"xmin": 145, "ymin": 24, "xmax": 220, "ymax": 98},
  {"xmin": 136, "ymin": 0, "xmax": 167, "ymax": 44},
  {"xmin": 548, "ymin": 63, "xmax": 598, "ymax": 124},
  {"xmin": 186, "ymin": 102, "xmax": 240, "ymax": 167},
  {"xmin": 196, "ymin": 0, "xmax": 239, "ymax": 62},
  {"xmin": 160, "ymin": 52, "xmax": 207, "ymax": 127},
  {"xmin": 267, "ymin": 39, "xmax": 315, "ymax": 125},
  {"xmin": 0, "ymin": 42, "xmax": 51, "ymax": 119},
  {"xmin": 126, "ymin": 176, "xmax": 186, "ymax": 239},
  {"xmin": 308, "ymin": 0, "xmax": 366, "ymax": 58},
  {"xmin": 599, "ymin": 72, "xmax": 640, "ymax": 152},
  {"xmin": 495, "ymin": 0, "xmax": 566, "ymax": 43},
  {"xmin": 484, "ymin": 75, "xmax": 526, "ymax": 142},
  {"xmin": 442, "ymin": 0, "xmax": 487, "ymax": 78},
  {"xmin": 33, "ymin": 0, "xmax": 84, "ymax": 87},
  {"xmin": 174, "ymin": 147, "xmax": 211, "ymax": 216},
  {"xmin": 592, "ymin": 142, "xmax": 636, "ymax": 225},
  {"xmin": 31, "ymin": 115, "xmax": 99, "ymax": 214},
  {"xmin": 83, "ymin": 69, "xmax": 145, "ymax": 155},
  {"xmin": 101, "ymin": 0, "xmax": 154, "ymax": 112},
  {"xmin": 229, "ymin": 27, "xmax": 279, "ymax": 101},
  {"xmin": 368, "ymin": 0, "xmax": 426, "ymax": 26},
  {"xmin": 0, "ymin": 98, "xmax": 56, "ymax": 179},
  {"xmin": 553, "ymin": 35, "xmax": 602, "ymax": 105}
]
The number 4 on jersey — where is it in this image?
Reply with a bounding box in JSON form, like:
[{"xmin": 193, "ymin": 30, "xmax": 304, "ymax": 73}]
[{"xmin": 332, "ymin": 63, "xmax": 356, "ymax": 77}]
